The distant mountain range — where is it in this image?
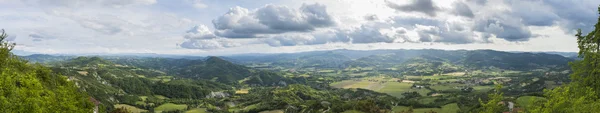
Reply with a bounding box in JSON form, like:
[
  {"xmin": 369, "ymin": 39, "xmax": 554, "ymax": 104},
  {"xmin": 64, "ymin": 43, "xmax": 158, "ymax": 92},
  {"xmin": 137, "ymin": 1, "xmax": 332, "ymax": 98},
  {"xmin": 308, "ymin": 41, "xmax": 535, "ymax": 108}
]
[{"xmin": 20, "ymin": 49, "xmax": 576, "ymax": 73}]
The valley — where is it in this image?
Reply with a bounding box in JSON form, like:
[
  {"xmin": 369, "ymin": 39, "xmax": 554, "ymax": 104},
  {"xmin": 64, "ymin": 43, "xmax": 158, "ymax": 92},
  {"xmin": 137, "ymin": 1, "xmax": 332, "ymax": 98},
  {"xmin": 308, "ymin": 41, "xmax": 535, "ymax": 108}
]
[{"xmin": 20, "ymin": 49, "xmax": 573, "ymax": 113}]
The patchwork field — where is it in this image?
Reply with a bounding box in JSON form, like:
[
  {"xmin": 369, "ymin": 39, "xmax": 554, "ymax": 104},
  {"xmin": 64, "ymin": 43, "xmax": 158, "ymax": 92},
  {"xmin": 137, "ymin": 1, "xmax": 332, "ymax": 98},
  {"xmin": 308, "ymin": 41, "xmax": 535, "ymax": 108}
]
[
  {"xmin": 114, "ymin": 104, "xmax": 147, "ymax": 113},
  {"xmin": 331, "ymin": 76, "xmax": 431, "ymax": 98},
  {"xmin": 393, "ymin": 103, "xmax": 460, "ymax": 113},
  {"xmin": 154, "ymin": 103, "xmax": 188, "ymax": 112}
]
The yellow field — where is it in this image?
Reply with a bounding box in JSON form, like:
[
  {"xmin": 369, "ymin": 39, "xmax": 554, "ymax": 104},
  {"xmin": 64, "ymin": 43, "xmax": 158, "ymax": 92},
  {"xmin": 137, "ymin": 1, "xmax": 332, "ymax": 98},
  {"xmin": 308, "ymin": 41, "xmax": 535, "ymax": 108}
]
[
  {"xmin": 236, "ymin": 88, "xmax": 250, "ymax": 94},
  {"xmin": 154, "ymin": 103, "xmax": 188, "ymax": 113},
  {"xmin": 114, "ymin": 104, "xmax": 147, "ymax": 113}
]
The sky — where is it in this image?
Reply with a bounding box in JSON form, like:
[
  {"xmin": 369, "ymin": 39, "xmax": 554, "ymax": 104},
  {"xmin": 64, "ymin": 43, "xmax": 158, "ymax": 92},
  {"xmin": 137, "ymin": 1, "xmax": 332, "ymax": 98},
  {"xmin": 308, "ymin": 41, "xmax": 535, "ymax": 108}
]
[{"xmin": 0, "ymin": 0, "xmax": 599, "ymax": 56}]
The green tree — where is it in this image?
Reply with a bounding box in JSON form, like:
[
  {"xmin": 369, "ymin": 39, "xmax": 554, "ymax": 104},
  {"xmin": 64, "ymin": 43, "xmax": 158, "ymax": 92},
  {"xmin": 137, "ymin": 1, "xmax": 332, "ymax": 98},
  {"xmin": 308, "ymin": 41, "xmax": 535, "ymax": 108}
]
[
  {"xmin": 479, "ymin": 85, "xmax": 505, "ymax": 113},
  {"xmin": 529, "ymin": 6, "xmax": 600, "ymax": 113},
  {"xmin": 0, "ymin": 29, "xmax": 94, "ymax": 112}
]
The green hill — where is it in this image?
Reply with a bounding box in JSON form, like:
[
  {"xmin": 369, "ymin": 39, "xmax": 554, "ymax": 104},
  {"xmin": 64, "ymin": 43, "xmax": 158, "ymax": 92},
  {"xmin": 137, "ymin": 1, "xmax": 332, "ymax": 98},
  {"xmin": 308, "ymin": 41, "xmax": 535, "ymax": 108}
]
[{"xmin": 0, "ymin": 31, "xmax": 94, "ymax": 112}]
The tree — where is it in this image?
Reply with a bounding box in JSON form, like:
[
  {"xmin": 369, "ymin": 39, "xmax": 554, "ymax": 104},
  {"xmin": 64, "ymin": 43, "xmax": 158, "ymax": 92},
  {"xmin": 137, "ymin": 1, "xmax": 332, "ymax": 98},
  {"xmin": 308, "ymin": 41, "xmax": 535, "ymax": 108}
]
[
  {"xmin": 529, "ymin": 6, "xmax": 600, "ymax": 113},
  {"xmin": 479, "ymin": 85, "xmax": 505, "ymax": 113},
  {"xmin": 0, "ymin": 30, "xmax": 94, "ymax": 112}
]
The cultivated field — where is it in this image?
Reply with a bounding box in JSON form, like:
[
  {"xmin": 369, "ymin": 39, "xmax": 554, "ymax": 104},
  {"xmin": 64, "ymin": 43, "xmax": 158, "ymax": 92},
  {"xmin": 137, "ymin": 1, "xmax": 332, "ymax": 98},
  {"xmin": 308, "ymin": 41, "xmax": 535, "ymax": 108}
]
[
  {"xmin": 154, "ymin": 103, "xmax": 188, "ymax": 112},
  {"xmin": 114, "ymin": 104, "xmax": 147, "ymax": 113}
]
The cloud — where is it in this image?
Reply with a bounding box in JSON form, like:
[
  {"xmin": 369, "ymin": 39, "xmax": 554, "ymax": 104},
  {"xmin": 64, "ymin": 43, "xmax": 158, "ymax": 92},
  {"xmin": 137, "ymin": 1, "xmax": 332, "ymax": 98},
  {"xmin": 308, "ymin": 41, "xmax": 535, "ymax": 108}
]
[
  {"xmin": 180, "ymin": 25, "xmax": 243, "ymax": 49},
  {"xmin": 23, "ymin": 0, "xmax": 156, "ymax": 8},
  {"xmin": 180, "ymin": 38, "xmax": 241, "ymax": 49},
  {"xmin": 536, "ymin": 0, "xmax": 600, "ymax": 33},
  {"xmin": 187, "ymin": 0, "xmax": 207, "ymax": 9},
  {"xmin": 212, "ymin": 3, "xmax": 336, "ymax": 38},
  {"xmin": 364, "ymin": 14, "xmax": 379, "ymax": 21},
  {"xmin": 184, "ymin": 25, "xmax": 217, "ymax": 39},
  {"xmin": 469, "ymin": 0, "xmax": 487, "ymax": 5},
  {"xmin": 452, "ymin": 1, "xmax": 474, "ymax": 18},
  {"xmin": 474, "ymin": 17, "xmax": 532, "ymax": 41},
  {"xmin": 385, "ymin": 0, "xmax": 439, "ymax": 17},
  {"xmin": 337, "ymin": 25, "xmax": 395, "ymax": 44},
  {"xmin": 28, "ymin": 31, "xmax": 57, "ymax": 41},
  {"xmin": 6, "ymin": 35, "xmax": 16, "ymax": 41}
]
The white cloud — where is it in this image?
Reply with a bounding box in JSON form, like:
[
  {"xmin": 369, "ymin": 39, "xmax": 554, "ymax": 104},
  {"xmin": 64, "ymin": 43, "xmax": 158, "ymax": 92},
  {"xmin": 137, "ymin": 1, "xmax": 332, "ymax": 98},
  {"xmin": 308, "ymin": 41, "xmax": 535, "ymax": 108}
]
[
  {"xmin": 2, "ymin": 0, "xmax": 598, "ymax": 55},
  {"xmin": 212, "ymin": 3, "xmax": 337, "ymax": 38}
]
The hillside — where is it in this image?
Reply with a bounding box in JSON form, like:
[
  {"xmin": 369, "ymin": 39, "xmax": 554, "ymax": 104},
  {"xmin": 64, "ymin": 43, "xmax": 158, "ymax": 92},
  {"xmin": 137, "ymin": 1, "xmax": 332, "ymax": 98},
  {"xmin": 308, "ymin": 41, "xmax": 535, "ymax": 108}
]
[{"xmin": 0, "ymin": 32, "xmax": 94, "ymax": 112}]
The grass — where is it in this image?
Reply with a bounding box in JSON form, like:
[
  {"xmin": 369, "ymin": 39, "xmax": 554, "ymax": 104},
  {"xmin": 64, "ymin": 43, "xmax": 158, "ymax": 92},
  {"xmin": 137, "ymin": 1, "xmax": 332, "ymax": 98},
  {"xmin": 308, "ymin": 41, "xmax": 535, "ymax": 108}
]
[
  {"xmin": 154, "ymin": 103, "xmax": 188, "ymax": 112},
  {"xmin": 185, "ymin": 108, "xmax": 208, "ymax": 113},
  {"xmin": 134, "ymin": 101, "xmax": 146, "ymax": 105},
  {"xmin": 392, "ymin": 103, "xmax": 459, "ymax": 113},
  {"xmin": 139, "ymin": 96, "xmax": 148, "ymax": 101},
  {"xmin": 114, "ymin": 104, "xmax": 147, "ymax": 113},
  {"xmin": 516, "ymin": 96, "xmax": 547, "ymax": 108},
  {"xmin": 377, "ymin": 82, "xmax": 413, "ymax": 98},
  {"xmin": 418, "ymin": 97, "xmax": 438, "ymax": 104}
]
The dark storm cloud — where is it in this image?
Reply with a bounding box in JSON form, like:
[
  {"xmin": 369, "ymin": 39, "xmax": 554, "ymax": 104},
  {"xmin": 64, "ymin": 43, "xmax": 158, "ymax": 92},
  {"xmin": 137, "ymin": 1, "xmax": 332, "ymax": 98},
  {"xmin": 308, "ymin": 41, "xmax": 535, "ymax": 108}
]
[
  {"xmin": 212, "ymin": 3, "xmax": 336, "ymax": 38},
  {"xmin": 385, "ymin": 0, "xmax": 439, "ymax": 17}
]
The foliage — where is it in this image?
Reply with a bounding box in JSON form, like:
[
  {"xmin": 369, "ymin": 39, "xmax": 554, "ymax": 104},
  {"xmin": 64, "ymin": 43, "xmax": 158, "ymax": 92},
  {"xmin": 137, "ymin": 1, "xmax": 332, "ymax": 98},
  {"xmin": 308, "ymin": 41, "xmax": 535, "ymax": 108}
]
[
  {"xmin": 523, "ymin": 7, "xmax": 600, "ymax": 113},
  {"xmin": 478, "ymin": 85, "xmax": 505, "ymax": 113},
  {"xmin": 0, "ymin": 30, "xmax": 94, "ymax": 112}
]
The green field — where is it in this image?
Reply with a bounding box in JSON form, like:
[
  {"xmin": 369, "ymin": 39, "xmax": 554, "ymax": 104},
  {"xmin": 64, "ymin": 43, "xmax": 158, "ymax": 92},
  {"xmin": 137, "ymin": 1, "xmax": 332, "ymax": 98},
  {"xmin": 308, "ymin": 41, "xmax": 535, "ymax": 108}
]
[
  {"xmin": 516, "ymin": 96, "xmax": 547, "ymax": 108},
  {"xmin": 393, "ymin": 103, "xmax": 460, "ymax": 113},
  {"xmin": 114, "ymin": 104, "xmax": 148, "ymax": 113},
  {"xmin": 139, "ymin": 96, "xmax": 148, "ymax": 101},
  {"xmin": 185, "ymin": 108, "xmax": 208, "ymax": 113},
  {"xmin": 377, "ymin": 82, "xmax": 413, "ymax": 98},
  {"xmin": 154, "ymin": 103, "xmax": 188, "ymax": 112}
]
